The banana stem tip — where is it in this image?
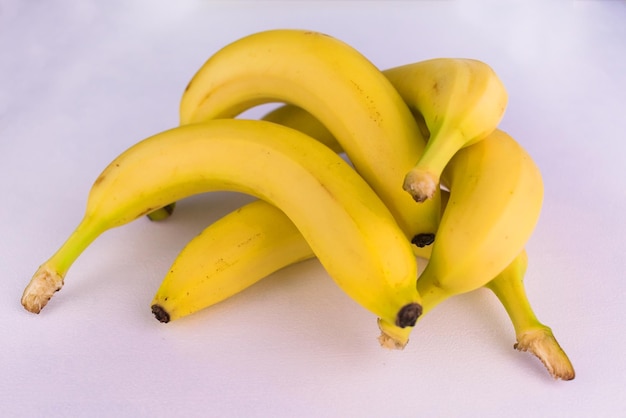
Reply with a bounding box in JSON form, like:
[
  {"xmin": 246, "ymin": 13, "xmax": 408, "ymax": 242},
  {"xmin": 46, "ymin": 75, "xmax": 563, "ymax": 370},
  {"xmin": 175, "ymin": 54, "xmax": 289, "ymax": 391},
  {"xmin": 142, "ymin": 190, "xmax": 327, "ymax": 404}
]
[
  {"xmin": 377, "ymin": 317, "xmax": 411, "ymax": 349},
  {"xmin": 378, "ymin": 332, "xmax": 408, "ymax": 350},
  {"xmin": 403, "ymin": 169, "xmax": 438, "ymax": 203},
  {"xmin": 21, "ymin": 265, "xmax": 64, "ymax": 314},
  {"xmin": 515, "ymin": 327, "xmax": 575, "ymax": 381}
]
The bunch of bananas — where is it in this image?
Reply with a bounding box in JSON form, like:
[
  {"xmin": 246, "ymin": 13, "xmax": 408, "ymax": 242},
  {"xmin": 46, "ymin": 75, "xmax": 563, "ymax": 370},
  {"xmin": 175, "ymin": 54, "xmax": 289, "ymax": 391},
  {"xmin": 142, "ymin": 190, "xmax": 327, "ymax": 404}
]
[{"xmin": 20, "ymin": 29, "xmax": 574, "ymax": 380}]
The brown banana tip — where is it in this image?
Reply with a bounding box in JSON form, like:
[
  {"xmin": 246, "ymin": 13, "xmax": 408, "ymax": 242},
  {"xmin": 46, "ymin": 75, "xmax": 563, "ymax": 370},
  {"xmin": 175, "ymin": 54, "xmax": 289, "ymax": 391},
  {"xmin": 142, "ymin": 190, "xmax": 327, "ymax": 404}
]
[
  {"xmin": 515, "ymin": 328, "xmax": 576, "ymax": 381},
  {"xmin": 403, "ymin": 170, "xmax": 437, "ymax": 203},
  {"xmin": 151, "ymin": 304, "xmax": 170, "ymax": 323},
  {"xmin": 396, "ymin": 303, "xmax": 422, "ymax": 328},
  {"xmin": 412, "ymin": 233, "xmax": 435, "ymax": 247}
]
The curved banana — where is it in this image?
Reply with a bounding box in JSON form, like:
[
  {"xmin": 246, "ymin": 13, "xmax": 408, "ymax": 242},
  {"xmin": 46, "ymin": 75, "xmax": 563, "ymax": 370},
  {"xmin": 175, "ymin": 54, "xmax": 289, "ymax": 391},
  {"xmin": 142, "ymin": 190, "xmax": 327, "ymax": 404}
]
[
  {"xmin": 485, "ymin": 251, "xmax": 575, "ymax": 380},
  {"xmin": 178, "ymin": 28, "xmax": 440, "ymax": 245},
  {"xmin": 21, "ymin": 119, "xmax": 422, "ymax": 332},
  {"xmin": 413, "ymin": 128, "xmax": 543, "ymax": 316},
  {"xmin": 151, "ymin": 199, "xmax": 315, "ymax": 323},
  {"xmin": 384, "ymin": 58, "xmax": 508, "ymax": 202},
  {"xmin": 150, "ymin": 194, "xmax": 428, "ymax": 325}
]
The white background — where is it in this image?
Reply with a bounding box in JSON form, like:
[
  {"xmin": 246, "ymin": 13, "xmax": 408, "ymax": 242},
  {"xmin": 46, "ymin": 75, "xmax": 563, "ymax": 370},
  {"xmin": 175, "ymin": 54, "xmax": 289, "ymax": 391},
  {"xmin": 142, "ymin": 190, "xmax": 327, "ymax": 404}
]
[{"xmin": 2, "ymin": 1, "xmax": 625, "ymax": 416}]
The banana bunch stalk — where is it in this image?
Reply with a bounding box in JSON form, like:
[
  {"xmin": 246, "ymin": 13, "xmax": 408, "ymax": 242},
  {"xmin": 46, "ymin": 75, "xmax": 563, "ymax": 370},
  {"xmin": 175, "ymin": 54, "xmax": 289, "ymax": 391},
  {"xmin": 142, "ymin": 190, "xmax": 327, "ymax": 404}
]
[{"xmin": 20, "ymin": 29, "xmax": 574, "ymax": 380}]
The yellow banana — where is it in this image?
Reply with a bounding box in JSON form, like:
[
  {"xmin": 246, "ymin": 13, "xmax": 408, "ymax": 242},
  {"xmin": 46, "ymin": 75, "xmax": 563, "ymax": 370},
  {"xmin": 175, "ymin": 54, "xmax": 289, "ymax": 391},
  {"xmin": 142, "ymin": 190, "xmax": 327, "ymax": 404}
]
[
  {"xmin": 151, "ymin": 199, "xmax": 315, "ymax": 323},
  {"xmin": 485, "ymin": 251, "xmax": 575, "ymax": 380},
  {"xmin": 385, "ymin": 59, "xmax": 508, "ymax": 202},
  {"xmin": 21, "ymin": 119, "xmax": 422, "ymax": 332},
  {"xmin": 178, "ymin": 28, "xmax": 440, "ymax": 246},
  {"xmin": 413, "ymin": 128, "xmax": 543, "ymax": 317}
]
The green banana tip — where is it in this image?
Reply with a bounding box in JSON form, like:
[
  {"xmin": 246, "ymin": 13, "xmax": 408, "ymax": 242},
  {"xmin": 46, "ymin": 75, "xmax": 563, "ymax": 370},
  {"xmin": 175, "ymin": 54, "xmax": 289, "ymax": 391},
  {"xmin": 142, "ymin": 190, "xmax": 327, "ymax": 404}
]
[
  {"xmin": 146, "ymin": 203, "xmax": 176, "ymax": 222},
  {"xmin": 151, "ymin": 304, "xmax": 171, "ymax": 323}
]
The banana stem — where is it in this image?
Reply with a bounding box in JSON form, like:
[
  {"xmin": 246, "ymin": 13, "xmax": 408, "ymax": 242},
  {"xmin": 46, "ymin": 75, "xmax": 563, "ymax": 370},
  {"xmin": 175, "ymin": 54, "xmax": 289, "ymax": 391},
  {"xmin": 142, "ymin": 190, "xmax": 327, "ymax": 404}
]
[
  {"xmin": 485, "ymin": 273, "xmax": 541, "ymax": 336},
  {"xmin": 403, "ymin": 129, "xmax": 466, "ymax": 203},
  {"xmin": 485, "ymin": 269, "xmax": 576, "ymax": 380},
  {"xmin": 21, "ymin": 215, "xmax": 105, "ymax": 313}
]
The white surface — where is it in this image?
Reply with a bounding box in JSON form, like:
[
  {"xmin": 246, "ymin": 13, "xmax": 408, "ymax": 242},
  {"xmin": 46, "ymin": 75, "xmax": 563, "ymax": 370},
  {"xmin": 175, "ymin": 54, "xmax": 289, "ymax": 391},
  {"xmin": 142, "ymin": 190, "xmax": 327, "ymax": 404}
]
[{"xmin": 2, "ymin": 1, "xmax": 625, "ymax": 416}]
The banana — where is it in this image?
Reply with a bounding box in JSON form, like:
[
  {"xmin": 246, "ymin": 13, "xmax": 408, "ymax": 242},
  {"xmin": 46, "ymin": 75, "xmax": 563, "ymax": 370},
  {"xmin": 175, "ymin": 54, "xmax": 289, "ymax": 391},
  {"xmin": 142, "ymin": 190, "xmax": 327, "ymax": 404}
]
[
  {"xmin": 150, "ymin": 198, "xmax": 429, "ymax": 326},
  {"xmin": 178, "ymin": 28, "xmax": 440, "ymax": 246},
  {"xmin": 384, "ymin": 59, "xmax": 508, "ymax": 202},
  {"xmin": 413, "ymin": 128, "xmax": 543, "ymax": 318},
  {"xmin": 151, "ymin": 199, "xmax": 316, "ymax": 323},
  {"xmin": 21, "ymin": 119, "xmax": 422, "ymax": 332},
  {"xmin": 485, "ymin": 251, "xmax": 575, "ymax": 380}
]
